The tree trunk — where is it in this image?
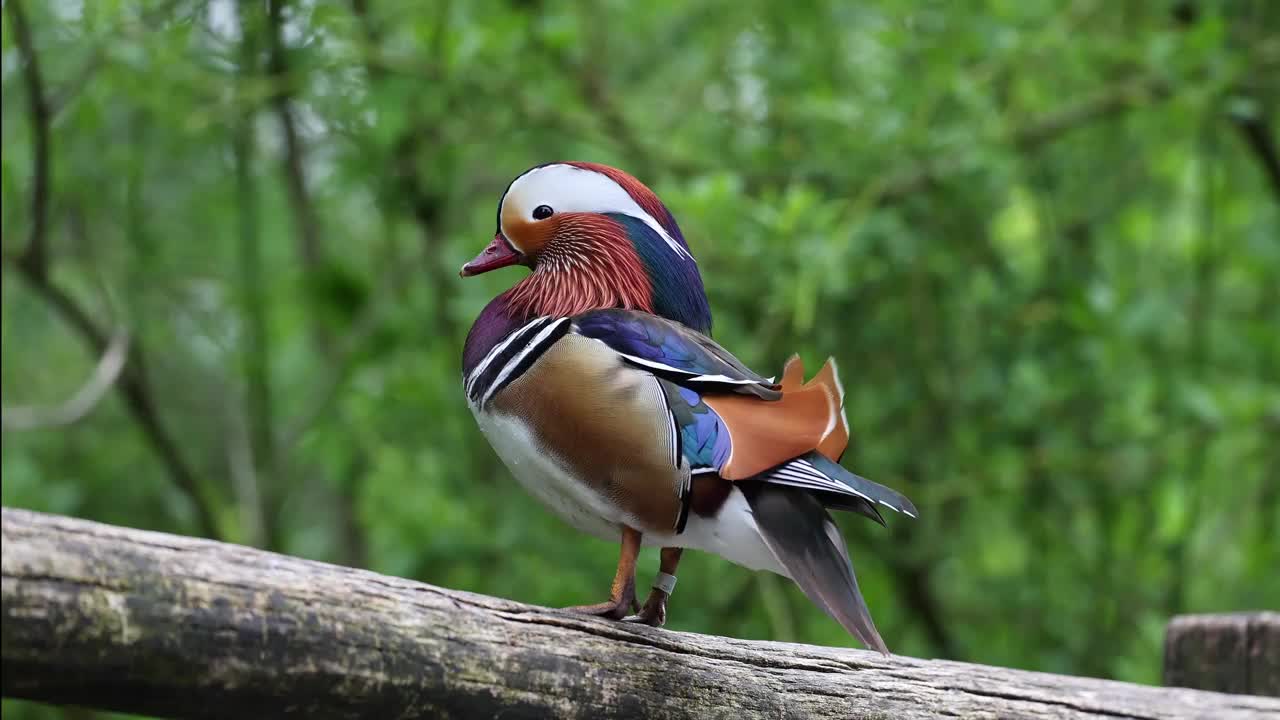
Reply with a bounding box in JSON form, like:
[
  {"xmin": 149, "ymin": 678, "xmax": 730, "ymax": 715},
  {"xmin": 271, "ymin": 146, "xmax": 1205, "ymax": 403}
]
[{"xmin": 3, "ymin": 508, "xmax": 1276, "ymax": 719}]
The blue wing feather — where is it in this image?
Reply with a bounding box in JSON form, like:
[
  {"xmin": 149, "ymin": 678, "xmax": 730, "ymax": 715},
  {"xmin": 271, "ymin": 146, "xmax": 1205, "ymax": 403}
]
[
  {"xmin": 573, "ymin": 309, "xmax": 778, "ymax": 398},
  {"xmin": 662, "ymin": 382, "xmax": 731, "ymax": 472}
]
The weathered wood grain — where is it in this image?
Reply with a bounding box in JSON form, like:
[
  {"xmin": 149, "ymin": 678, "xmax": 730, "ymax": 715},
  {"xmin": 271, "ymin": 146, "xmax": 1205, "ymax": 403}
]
[
  {"xmin": 3, "ymin": 507, "xmax": 1277, "ymax": 719},
  {"xmin": 1164, "ymin": 612, "xmax": 1279, "ymax": 697}
]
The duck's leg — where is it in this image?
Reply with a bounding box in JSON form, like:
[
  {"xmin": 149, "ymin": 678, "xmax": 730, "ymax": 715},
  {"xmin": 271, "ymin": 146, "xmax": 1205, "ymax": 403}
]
[
  {"xmin": 563, "ymin": 526, "xmax": 641, "ymax": 619},
  {"xmin": 627, "ymin": 546, "xmax": 683, "ymax": 627}
]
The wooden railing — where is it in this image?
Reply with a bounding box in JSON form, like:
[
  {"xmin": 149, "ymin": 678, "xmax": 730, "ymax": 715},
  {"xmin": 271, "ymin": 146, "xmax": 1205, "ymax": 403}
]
[{"xmin": 3, "ymin": 508, "xmax": 1277, "ymax": 719}]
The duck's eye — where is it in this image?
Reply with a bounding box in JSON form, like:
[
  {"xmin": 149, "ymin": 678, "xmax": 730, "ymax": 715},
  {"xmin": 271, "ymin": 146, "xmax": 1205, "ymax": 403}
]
[{"xmin": 532, "ymin": 205, "xmax": 554, "ymax": 220}]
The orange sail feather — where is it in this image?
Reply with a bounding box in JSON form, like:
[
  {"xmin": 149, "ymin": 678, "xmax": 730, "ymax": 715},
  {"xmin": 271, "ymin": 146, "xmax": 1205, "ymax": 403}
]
[{"xmin": 704, "ymin": 356, "xmax": 849, "ymax": 480}]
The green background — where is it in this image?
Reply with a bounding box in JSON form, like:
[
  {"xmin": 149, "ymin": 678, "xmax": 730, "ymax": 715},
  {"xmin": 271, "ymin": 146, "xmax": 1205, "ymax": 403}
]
[{"xmin": 3, "ymin": 1, "xmax": 1278, "ymax": 716}]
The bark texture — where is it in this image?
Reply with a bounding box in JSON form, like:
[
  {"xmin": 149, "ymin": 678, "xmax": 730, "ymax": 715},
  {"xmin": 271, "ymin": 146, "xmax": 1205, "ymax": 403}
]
[
  {"xmin": 3, "ymin": 507, "xmax": 1278, "ymax": 719},
  {"xmin": 1164, "ymin": 612, "xmax": 1279, "ymax": 697}
]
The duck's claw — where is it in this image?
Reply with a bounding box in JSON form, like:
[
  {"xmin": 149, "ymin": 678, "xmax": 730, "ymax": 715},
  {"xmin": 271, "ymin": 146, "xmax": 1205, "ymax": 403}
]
[
  {"xmin": 563, "ymin": 592, "xmax": 638, "ymax": 620},
  {"xmin": 624, "ymin": 587, "xmax": 669, "ymax": 627}
]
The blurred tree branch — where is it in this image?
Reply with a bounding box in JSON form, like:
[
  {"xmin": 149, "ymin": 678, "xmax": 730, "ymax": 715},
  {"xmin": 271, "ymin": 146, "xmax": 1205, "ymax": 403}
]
[
  {"xmin": 4, "ymin": 260, "xmax": 224, "ymax": 540},
  {"xmin": 46, "ymin": 48, "xmax": 105, "ymax": 119},
  {"xmin": 864, "ymin": 74, "xmax": 1174, "ymax": 209},
  {"xmin": 1172, "ymin": 0, "xmax": 1280, "ymax": 203},
  {"xmin": 3, "ymin": 0, "xmax": 223, "ymax": 541},
  {"xmin": 6, "ymin": 0, "xmax": 51, "ymax": 279},
  {"xmin": 1009, "ymin": 76, "xmax": 1171, "ymax": 151},
  {"xmin": 1, "ymin": 332, "xmax": 129, "ymax": 432},
  {"xmin": 519, "ymin": 0, "xmax": 692, "ymax": 183},
  {"xmin": 252, "ymin": 0, "xmax": 336, "ymax": 552},
  {"xmin": 1224, "ymin": 37, "xmax": 1280, "ymax": 201},
  {"xmin": 254, "ymin": 0, "xmax": 382, "ymax": 562},
  {"xmin": 1163, "ymin": 124, "xmax": 1224, "ymax": 617},
  {"xmin": 349, "ymin": 0, "xmax": 457, "ymax": 338},
  {"xmin": 42, "ymin": 0, "xmax": 185, "ymax": 120},
  {"xmin": 266, "ymin": 0, "xmax": 326, "ymax": 281},
  {"xmin": 1231, "ymin": 111, "xmax": 1280, "ymax": 202},
  {"xmin": 567, "ymin": 4, "xmax": 660, "ymax": 181},
  {"xmin": 254, "ymin": 0, "xmax": 450, "ymax": 499},
  {"xmin": 889, "ymin": 552, "xmax": 956, "ymax": 659},
  {"xmin": 898, "ymin": 265, "xmax": 959, "ymax": 660},
  {"xmin": 232, "ymin": 7, "xmax": 273, "ymax": 550}
]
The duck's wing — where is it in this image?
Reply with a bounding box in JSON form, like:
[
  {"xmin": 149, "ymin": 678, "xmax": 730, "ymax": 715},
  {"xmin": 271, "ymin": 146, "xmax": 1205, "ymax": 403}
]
[
  {"xmin": 573, "ymin": 309, "xmax": 779, "ymax": 398},
  {"xmin": 573, "ymin": 309, "xmax": 916, "ymax": 520}
]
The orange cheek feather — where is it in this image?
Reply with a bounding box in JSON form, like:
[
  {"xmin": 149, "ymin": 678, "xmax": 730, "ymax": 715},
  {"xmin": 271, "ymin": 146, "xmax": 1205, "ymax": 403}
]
[{"xmin": 502, "ymin": 205, "xmax": 560, "ymax": 255}]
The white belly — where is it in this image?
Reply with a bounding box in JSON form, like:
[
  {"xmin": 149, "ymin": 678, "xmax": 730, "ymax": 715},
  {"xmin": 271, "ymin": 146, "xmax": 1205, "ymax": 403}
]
[
  {"xmin": 648, "ymin": 488, "xmax": 788, "ymax": 577},
  {"xmin": 475, "ymin": 408, "xmax": 788, "ymax": 577},
  {"xmin": 474, "ymin": 408, "xmax": 624, "ymax": 541}
]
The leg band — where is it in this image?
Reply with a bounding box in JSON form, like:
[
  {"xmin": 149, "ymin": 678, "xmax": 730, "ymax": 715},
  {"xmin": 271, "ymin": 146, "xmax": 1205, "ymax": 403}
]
[{"xmin": 652, "ymin": 571, "xmax": 677, "ymax": 596}]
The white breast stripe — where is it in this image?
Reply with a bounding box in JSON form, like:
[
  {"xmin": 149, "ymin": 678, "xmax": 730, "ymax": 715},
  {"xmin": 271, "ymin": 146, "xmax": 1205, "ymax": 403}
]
[
  {"xmin": 466, "ymin": 317, "xmax": 549, "ymax": 398},
  {"xmin": 480, "ymin": 318, "xmax": 570, "ymax": 407},
  {"xmin": 466, "ymin": 318, "xmax": 539, "ymax": 396}
]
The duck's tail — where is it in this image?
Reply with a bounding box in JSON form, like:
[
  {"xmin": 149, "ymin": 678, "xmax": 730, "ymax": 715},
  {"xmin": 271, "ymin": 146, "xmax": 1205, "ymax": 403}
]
[{"xmin": 744, "ymin": 482, "xmax": 890, "ymax": 655}]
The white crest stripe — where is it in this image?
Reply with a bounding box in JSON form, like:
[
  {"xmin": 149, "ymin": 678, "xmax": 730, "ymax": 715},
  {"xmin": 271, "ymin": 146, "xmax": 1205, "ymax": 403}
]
[{"xmin": 501, "ymin": 164, "xmax": 692, "ymax": 261}]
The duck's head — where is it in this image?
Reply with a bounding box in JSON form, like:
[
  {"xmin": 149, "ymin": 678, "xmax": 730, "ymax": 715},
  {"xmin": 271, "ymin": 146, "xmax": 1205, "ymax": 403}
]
[{"xmin": 461, "ymin": 162, "xmax": 712, "ymax": 334}]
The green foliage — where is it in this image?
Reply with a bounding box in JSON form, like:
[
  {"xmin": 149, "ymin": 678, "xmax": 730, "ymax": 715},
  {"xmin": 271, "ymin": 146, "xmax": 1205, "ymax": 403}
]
[{"xmin": 3, "ymin": 1, "xmax": 1278, "ymax": 716}]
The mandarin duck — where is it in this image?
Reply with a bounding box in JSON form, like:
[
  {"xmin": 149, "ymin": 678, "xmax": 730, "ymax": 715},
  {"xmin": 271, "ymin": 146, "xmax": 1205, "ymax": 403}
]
[{"xmin": 460, "ymin": 162, "xmax": 917, "ymax": 653}]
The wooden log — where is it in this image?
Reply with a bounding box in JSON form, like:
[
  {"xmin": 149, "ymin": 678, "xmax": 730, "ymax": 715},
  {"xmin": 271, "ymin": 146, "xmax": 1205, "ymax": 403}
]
[
  {"xmin": 3, "ymin": 507, "xmax": 1277, "ymax": 719},
  {"xmin": 1164, "ymin": 612, "xmax": 1279, "ymax": 697}
]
